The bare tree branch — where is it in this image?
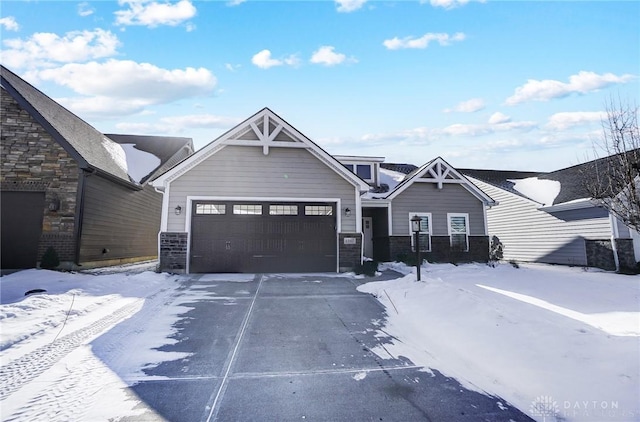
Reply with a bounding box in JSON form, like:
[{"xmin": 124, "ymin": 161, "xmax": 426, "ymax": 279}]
[{"xmin": 583, "ymin": 96, "xmax": 640, "ymax": 232}]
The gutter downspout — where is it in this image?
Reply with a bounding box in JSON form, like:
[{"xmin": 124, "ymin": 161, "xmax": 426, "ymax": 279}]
[{"xmin": 610, "ymin": 213, "xmax": 620, "ymax": 272}]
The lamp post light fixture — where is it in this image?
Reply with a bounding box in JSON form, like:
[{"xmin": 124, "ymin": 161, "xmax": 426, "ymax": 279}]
[{"xmin": 410, "ymin": 215, "xmax": 422, "ymax": 281}]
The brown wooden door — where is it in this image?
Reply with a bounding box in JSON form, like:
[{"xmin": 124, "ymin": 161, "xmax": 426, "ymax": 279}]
[{"xmin": 1, "ymin": 191, "xmax": 45, "ymax": 269}]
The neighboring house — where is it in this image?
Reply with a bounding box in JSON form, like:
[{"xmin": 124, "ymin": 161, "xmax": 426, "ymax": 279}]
[
  {"xmin": 151, "ymin": 107, "xmax": 496, "ymax": 274},
  {"xmin": 0, "ymin": 65, "xmax": 194, "ymax": 270},
  {"xmin": 462, "ymin": 157, "xmax": 640, "ymax": 271}
]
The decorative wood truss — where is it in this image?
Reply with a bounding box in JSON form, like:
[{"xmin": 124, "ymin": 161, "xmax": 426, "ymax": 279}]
[
  {"xmin": 415, "ymin": 160, "xmax": 466, "ymax": 189},
  {"xmin": 223, "ymin": 113, "xmax": 307, "ymax": 155}
]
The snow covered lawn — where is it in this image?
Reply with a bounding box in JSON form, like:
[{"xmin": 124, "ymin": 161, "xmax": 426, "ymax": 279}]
[
  {"xmin": 0, "ymin": 268, "xmax": 188, "ymax": 421},
  {"xmin": 358, "ymin": 262, "xmax": 640, "ymax": 422}
]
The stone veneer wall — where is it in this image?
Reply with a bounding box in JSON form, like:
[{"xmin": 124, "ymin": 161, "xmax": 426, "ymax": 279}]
[
  {"xmin": 615, "ymin": 239, "xmax": 637, "ymax": 271},
  {"xmin": 1, "ymin": 89, "xmax": 79, "ymax": 263},
  {"xmin": 159, "ymin": 232, "xmax": 188, "ymax": 273},
  {"xmin": 339, "ymin": 233, "xmax": 362, "ymax": 271},
  {"xmin": 585, "ymin": 240, "xmax": 616, "ymax": 271},
  {"xmin": 388, "ymin": 235, "xmax": 489, "ymax": 263}
]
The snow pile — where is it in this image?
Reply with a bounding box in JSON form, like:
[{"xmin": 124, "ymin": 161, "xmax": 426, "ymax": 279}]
[
  {"xmin": 509, "ymin": 177, "xmax": 561, "ymax": 206},
  {"xmin": 358, "ymin": 263, "xmax": 639, "ymax": 422},
  {"xmin": 120, "ymin": 143, "xmax": 161, "ymax": 183}
]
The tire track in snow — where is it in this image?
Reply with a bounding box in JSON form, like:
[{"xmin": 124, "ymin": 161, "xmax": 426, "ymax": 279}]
[{"xmin": 0, "ymin": 299, "xmax": 142, "ymax": 401}]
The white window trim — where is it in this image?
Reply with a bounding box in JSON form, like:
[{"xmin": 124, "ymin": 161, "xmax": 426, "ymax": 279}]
[
  {"xmin": 342, "ymin": 161, "xmax": 375, "ymax": 183},
  {"xmin": 408, "ymin": 212, "xmax": 432, "ymax": 252},
  {"xmin": 447, "ymin": 213, "xmax": 470, "ymax": 252}
]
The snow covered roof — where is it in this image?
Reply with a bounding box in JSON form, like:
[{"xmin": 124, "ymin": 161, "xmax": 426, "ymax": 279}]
[
  {"xmin": 1, "ymin": 65, "xmax": 193, "ymax": 187},
  {"xmin": 1, "ymin": 65, "xmax": 132, "ymax": 184},
  {"xmin": 107, "ymin": 134, "xmax": 194, "ymax": 184},
  {"xmin": 508, "ymin": 177, "xmax": 561, "ymax": 207},
  {"xmin": 361, "ymin": 167, "xmax": 407, "ymax": 199},
  {"xmin": 462, "ymin": 150, "xmax": 640, "ymax": 208}
]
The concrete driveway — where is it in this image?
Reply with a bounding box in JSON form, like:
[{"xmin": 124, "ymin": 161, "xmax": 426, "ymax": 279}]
[{"xmin": 128, "ymin": 272, "xmax": 533, "ymax": 421}]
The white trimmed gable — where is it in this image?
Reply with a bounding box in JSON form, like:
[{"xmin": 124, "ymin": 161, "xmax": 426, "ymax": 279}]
[
  {"xmin": 151, "ymin": 108, "xmax": 369, "ymax": 192},
  {"xmin": 386, "ymin": 157, "xmax": 496, "ymax": 205}
]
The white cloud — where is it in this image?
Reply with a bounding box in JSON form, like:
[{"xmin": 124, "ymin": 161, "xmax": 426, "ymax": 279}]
[
  {"xmin": 251, "ymin": 49, "xmax": 299, "ymax": 69},
  {"xmin": 444, "ymin": 98, "xmax": 485, "ymax": 113},
  {"xmin": 383, "ymin": 32, "xmax": 465, "ymax": 50},
  {"xmin": 488, "ymin": 112, "xmax": 511, "ymax": 124},
  {"xmin": 426, "ymin": 0, "xmax": 469, "ymax": 9},
  {"xmin": 442, "ymin": 119, "xmax": 536, "ymax": 137},
  {"xmin": 56, "ymin": 96, "xmax": 150, "ymax": 118},
  {"xmin": 505, "ymin": 71, "xmax": 636, "ymax": 106},
  {"xmin": 0, "ymin": 17, "xmax": 20, "ymax": 32},
  {"xmin": 310, "ymin": 46, "xmax": 355, "ymax": 66},
  {"xmin": 545, "ymin": 111, "xmax": 605, "ymax": 131},
  {"xmin": 78, "ymin": 2, "xmax": 95, "ymax": 17},
  {"xmin": 1, "ymin": 29, "xmax": 120, "ymax": 69},
  {"xmin": 115, "ymin": 114, "xmax": 241, "ymax": 134},
  {"xmin": 227, "ymin": 0, "xmax": 246, "ymax": 5},
  {"xmin": 335, "ymin": 0, "xmax": 367, "ymax": 12},
  {"xmin": 34, "ymin": 60, "xmax": 216, "ymax": 117},
  {"xmin": 160, "ymin": 114, "xmax": 242, "ymax": 128},
  {"xmin": 225, "ymin": 63, "xmax": 241, "ymax": 72},
  {"xmin": 115, "ymin": 0, "xmax": 196, "ymax": 28}
]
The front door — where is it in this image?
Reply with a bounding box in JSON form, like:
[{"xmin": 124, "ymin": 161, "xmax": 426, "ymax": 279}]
[{"xmin": 362, "ymin": 217, "xmax": 373, "ymax": 258}]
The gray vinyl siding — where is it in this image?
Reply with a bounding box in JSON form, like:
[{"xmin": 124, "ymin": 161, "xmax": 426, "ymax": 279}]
[
  {"xmin": 168, "ymin": 146, "xmax": 357, "ymax": 232},
  {"xmin": 470, "ymin": 178, "xmax": 613, "ymax": 266},
  {"xmin": 79, "ymin": 175, "xmax": 161, "ymax": 263},
  {"xmin": 391, "ymin": 183, "xmax": 486, "ymax": 236}
]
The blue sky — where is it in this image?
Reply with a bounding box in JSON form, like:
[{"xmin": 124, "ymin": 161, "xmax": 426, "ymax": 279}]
[{"xmin": 1, "ymin": 0, "xmax": 638, "ymax": 171}]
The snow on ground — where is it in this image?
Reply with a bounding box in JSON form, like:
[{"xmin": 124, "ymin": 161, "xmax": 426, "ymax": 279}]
[
  {"xmin": 0, "ymin": 269, "xmax": 189, "ymax": 421},
  {"xmin": 509, "ymin": 177, "xmax": 561, "ymax": 206},
  {"xmin": 359, "ymin": 262, "xmax": 640, "ymax": 422}
]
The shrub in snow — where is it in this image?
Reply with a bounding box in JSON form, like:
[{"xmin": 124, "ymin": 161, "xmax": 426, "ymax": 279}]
[
  {"xmin": 354, "ymin": 260, "xmax": 379, "ymax": 276},
  {"xmin": 40, "ymin": 246, "xmax": 60, "ymax": 269},
  {"xmin": 395, "ymin": 253, "xmax": 424, "ymax": 267},
  {"xmin": 488, "ymin": 236, "xmax": 504, "ymax": 267}
]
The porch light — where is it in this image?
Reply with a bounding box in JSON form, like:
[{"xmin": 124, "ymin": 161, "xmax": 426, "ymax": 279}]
[
  {"xmin": 344, "ymin": 207, "xmax": 351, "ymax": 217},
  {"xmin": 175, "ymin": 205, "xmax": 182, "ymax": 215},
  {"xmin": 410, "ymin": 215, "xmax": 422, "ymax": 281}
]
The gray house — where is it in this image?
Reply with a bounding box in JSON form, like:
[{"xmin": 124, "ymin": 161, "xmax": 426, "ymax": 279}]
[
  {"xmin": 462, "ymin": 159, "xmax": 640, "ymax": 271},
  {"xmin": 0, "ymin": 65, "xmax": 194, "ymax": 270},
  {"xmin": 152, "ymin": 108, "xmax": 496, "ymax": 273}
]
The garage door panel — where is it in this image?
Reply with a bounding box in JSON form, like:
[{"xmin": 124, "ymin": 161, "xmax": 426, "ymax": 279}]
[{"xmin": 190, "ymin": 201, "xmax": 336, "ymax": 273}]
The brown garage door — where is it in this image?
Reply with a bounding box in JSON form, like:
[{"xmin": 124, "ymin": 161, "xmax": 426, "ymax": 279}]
[
  {"xmin": 190, "ymin": 201, "xmax": 337, "ymax": 273},
  {"xmin": 1, "ymin": 191, "xmax": 46, "ymax": 269}
]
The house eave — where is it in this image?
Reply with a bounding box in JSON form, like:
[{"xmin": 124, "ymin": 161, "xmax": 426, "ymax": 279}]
[{"xmin": 539, "ymin": 198, "xmax": 597, "ymax": 212}]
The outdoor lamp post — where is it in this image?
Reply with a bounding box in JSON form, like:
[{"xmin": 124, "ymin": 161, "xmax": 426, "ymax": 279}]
[{"xmin": 410, "ymin": 215, "xmax": 422, "ymax": 281}]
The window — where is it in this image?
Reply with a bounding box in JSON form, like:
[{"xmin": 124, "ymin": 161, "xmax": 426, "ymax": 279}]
[
  {"xmin": 195, "ymin": 203, "xmax": 225, "ymax": 215},
  {"xmin": 233, "ymin": 204, "xmax": 263, "ymax": 215},
  {"xmin": 448, "ymin": 213, "xmax": 469, "ymax": 251},
  {"xmin": 409, "ymin": 213, "xmax": 431, "ymax": 252},
  {"xmin": 269, "ymin": 205, "xmax": 298, "ymax": 215},
  {"xmin": 305, "ymin": 205, "xmax": 333, "ymax": 216},
  {"xmin": 356, "ymin": 164, "xmax": 372, "ymax": 180},
  {"xmin": 343, "ymin": 163, "xmax": 373, "ymax": 181}
]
